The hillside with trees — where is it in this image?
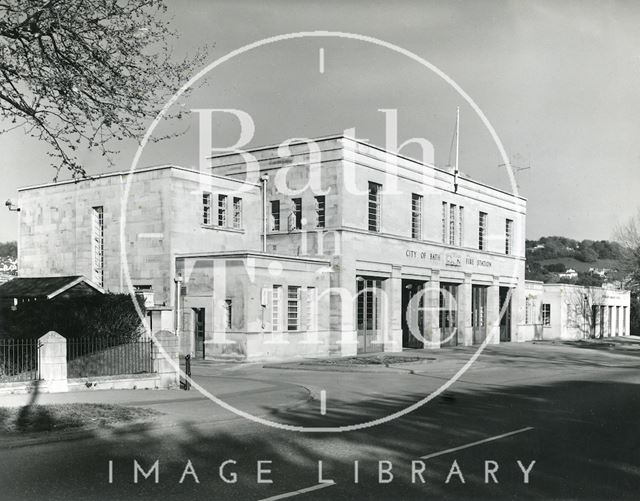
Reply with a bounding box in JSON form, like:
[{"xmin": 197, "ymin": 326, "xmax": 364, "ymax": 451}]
[{"xmin": 526, "ymin": 236, "xmax": 625, "ymax": 285}]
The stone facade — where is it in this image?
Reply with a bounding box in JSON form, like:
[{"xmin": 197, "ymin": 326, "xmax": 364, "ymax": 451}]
[{"xmin": 15, "ymin": 134, "xmax": 632, "ymax": 361}]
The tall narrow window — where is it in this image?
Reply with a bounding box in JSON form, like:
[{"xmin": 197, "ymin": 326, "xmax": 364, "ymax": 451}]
[
  {"xmin": 232, "ymin": 197, "xmax": 242, "ymax": 229},
  {"xmin": 478, "ymin": 211, "xmax": 488, "ymax": 250},
  {"xmin": 202, "ymin": 192, "xmax": 212, "ymax": 225},
  {"xmin": 411, "ymin": 194, "xmax": 422, "ymax": 239},
  {"xmin": 224, "ymin": 299, "xmax": 232, "ymax": 329},
  {"xmin": 272, "ymin": 285, "xmax": 282, "ymax": 331},
  {"xmin": 442, "ymin": 202, "xmax": 448, "ymax": 243},
  {"xmin": 289, "ymin": 198, "xmax": 302, "ymax": 230},
  {"xmin": 287, "ymin": 286, "xmax": 300, "ymax": 331},
  {"xmin": 525, "ymin": 297, "xmax": 532, "ymax": 324},
  {"xmin": 91, "ymin": 206, "xmax": 104, "ymax": 287},
  {"xmin": 472, "ymin": 285, "xmax": 487, "ymax": 327},
  {"xmin": 315, "ymin": 196, "xmax": 325, "ymax": 228},
  {"xmin": 449, "ymin": 203, "xmax": 457, "ymax": 245},
  {"xmin": 270, "ymin": 200, "xmax": 280, "ymax": 231},
  {"xmin": 368, "ymin": 182, "xmax": 382, "ymax": 232},
  {"xmin": 218, "ymin": 194, "xmax": 227, "ymax": 226},
  {"xmin": 306, "ymin": 286, "xmax": 317, "ymax": 331},
  {"xmin": 542, "ymin": 303, "xmax": 551, "ymax": 326},
  {"xmin": 458, "ymin": 206, "xmax": 464, "ymax": 247},
  {"xmin": 505, "ymin": 219, "xmax": 513, "ymax": 255}
]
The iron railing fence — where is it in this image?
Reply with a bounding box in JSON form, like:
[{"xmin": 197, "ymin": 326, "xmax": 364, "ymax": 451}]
[
  {"xmin": 0, "ymin": 338, "xmax": 39, "ymax": 382},
  {"xmin": 66, "ymin": 336, "xmax": 154, "ymax": 378}
]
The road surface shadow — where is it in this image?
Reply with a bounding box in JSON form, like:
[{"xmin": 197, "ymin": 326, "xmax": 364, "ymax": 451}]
[{"xmin": 2, "ymin": 376, "xmax": 640, "ymax": 500}]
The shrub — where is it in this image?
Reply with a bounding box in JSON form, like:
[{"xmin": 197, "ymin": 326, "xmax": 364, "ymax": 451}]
[{"xmin": 0, "ymin": 293, "xmax": 146, "ymax": 340}]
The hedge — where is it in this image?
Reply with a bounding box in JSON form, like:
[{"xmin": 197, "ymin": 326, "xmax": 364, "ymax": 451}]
[{"xmin": 0, "ymin": 293, "xmax": 146, "ymax": 341}]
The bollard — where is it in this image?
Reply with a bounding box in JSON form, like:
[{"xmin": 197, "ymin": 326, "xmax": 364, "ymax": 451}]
[{"xmin": 184, "ymin": 354, "xmax": 191, "ymax": 391}]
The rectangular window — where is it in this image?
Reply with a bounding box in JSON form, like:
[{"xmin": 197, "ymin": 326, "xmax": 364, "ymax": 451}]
[
  {"xmin": 439, "ymin": 283, "xmax": 458, "ymax": 329},
  {"xmin": 225, "ymin": 299, "xmax": 232, "ymax": 329},
  {"xmin": 471, "ymin": 285, "xmax": 487, "ymax": 327},
  {"xmin": 478, "ymin": 211, "xmax": 488, "ymax": 250},
  {"xmin": 202, "ymin": 192, "xmax": 212, "ymax": 225},
  {"xmin": 272, "ymin": 285, "xmax": 282, "ymax": 331},
  {"xmin": 315, "ymin": 196, "xmax": 325, "ymax": 228},
  {"xmin": 270, "ymin": 200, "xmax": 280, "ymax": 231},
  {"xmin": 505, "ymin": 219, "xmax": 513, "ymax": 255},
  {"xmin": 91, "ymin": 206, "xmax": 104, "ymax": 287},
  {"xmin": 232, "ymin": 197, "xmax": 242, "ymax": 229},
  {"xmin": 449, "ymin": 203, "xmax": 457, "ymax": 245},
  {"xmin": 542, "ymin": 303, "xmax": 551, "ymax": 327},
  {"xmin": 218, "ymin": 194, "xmax": 227, "ymax": 226},
  {"xmin": 306, "ymin": 286, "xmax": 317, "ymax": 331},
  {"xmin": 368, "ymin": 182, "xmax": 382, "ymax": 232},
  {"xmin": 290, "ymin": 198, "xmax": 302, "ymax": 230},
  {"xmin": 442, "ymin": 202, "xmax": 448, "ymax": 243},
  {"xmin": 525, "ymin": 297, "xmax": 532, "ymax": 324},
  {"xmin": 411, "ymin": 194, "xmax": 422, "ymax": 239},
  {"xmin": 287, "ymin": 286, "xmax": 301, "ymax": 331},
  {"xmin": 458, "ymin": 206, "xmax": 464, "ymax": 247}
]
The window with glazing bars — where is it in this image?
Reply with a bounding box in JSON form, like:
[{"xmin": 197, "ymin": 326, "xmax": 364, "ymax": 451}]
[
  {"xmin": 315, "ymin": 196, "xmax": 325, "ymax": 228},
  {"xmin": 232, "ymin": 197, "xmax": 242, "ymax": 229},
  {"xmin": 449, "ymin": 203, "xmax": 457, "ymax": 245},
  {"xmin": 542, "ymin": 303, "xmax": 551, "ymax": 326},
  {"xmin": 287, "ymin": 286, "xmax": 300, "ymax": 330},
  {"xmin": 202, "ymin": 192, "xmax": 212, "ymax": 225},
  {"xmin": 272, "ymin": 285, "xmax": 282, "ymax": 331},
  {"xmin": 91, "ymin": 206, "xmax": 104, "ymax": 287},
  {"xmin": 368, "ymin": 182, "xmax": 381, "ymax": 232},
  {"xmin": 411, "ymin": 194, "xmax": 422, "ymax": 239},
  {"xmin": 224, "ymin": 299, "xmax": 232, "ymax": 329},
  {"xmin": 270, "ymin": 200, "xmax": 280, "ymax": 231},
  {"xmin": 505, "ymin": 219, "xmax": 513, "ymax": 255},
  {"xmin": 478, "ymin": 211, "xmax": 488, "ymax": 250},
  {"xmin": 291, "ymin": 198, "xmax": 302, "ymax": 230},
  {"xmin": 218, "ymin": 194, "xmax": 227, "ymax": 226}
]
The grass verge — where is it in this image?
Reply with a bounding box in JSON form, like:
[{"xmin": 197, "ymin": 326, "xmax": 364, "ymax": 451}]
[{"xmin": 0, "ymin": 403, "xmax": 160, "ymax": 434}]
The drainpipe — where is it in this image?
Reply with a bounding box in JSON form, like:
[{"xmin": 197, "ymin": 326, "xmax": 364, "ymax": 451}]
[
  {"xmin": 260, "ymin": 173, "xmax": 270, "ymax": 253},
  {"xmin": 174, "ymin": 273, "xmax": 183, "ymax": 335}
]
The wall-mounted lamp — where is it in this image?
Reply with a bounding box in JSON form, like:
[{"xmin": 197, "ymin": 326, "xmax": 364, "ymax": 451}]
[{"xmin": 5, "ymin": 199, "xmax": 20, "ymax": 212}]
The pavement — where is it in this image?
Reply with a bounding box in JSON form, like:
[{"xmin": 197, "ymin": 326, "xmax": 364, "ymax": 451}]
[{"xmin": 1, "ymin": 339, "xmax": 640, "ymax": 499}]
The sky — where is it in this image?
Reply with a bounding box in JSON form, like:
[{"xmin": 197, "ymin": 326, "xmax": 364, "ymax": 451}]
[{"xmin": 1, "ymin": 0, "xmax": 639, "ymax": 242}]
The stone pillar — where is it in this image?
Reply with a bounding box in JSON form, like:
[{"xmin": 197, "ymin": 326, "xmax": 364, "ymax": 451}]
[
  {"xmin": 153, "ymin": 330, "xmax": 180, "ymax": 389},
  {"xmin": 459, "ymin": 274, "xmax": 473, "ymax": 346},
  {"xmin": 38, "ymin": 331, "xmax": 68, "ymax": 393},
  {"xmin": 384, "ymin": 265, "xmax": 403, "ymax": 352},
  {"xmin": 331, "ymin": 252, "xmax": 357, "ymax": 356},
  {"xmin": 424, "ymin": 271, "xmax": 441, "ymax": 349},
  {"xmin": 487, "ymin": 277, "xmax": 500, "ymax": 345},
  {"xmin": 625, "ymin": 305, "xmax": 631, "ymax": 337}
]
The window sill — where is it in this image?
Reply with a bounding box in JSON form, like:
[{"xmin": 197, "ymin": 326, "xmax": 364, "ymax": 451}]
[{"xmin": 201, "ymin": 225, "xmax": 245, "ymax": 234}]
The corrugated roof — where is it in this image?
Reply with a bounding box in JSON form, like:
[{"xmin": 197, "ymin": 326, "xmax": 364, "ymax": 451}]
[{"xmin": 0, "ymin": 276, "xmax": 102, "ymax": 298}]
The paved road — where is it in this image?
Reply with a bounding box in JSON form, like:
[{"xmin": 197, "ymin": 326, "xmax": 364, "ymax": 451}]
[{"xmin": 1, "ymin": 342, "xmax": 639, "ymax": 500}]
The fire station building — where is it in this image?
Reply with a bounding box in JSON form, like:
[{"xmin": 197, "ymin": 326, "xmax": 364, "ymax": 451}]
[{"xmin": 14, "ymin": 134, "xmax": 629, "ymax": 360}]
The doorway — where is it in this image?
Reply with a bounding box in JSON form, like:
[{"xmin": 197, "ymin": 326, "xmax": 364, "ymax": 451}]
[
  {"xmin": 499, "ymin": 287, "xmax": 512, "ymax": 342},
  {"xmin": 193, "ymin": 307, "xmax": 205, "ymax": 358},
  {"xmin": 471, "ymin": 285, "xmax": 488, "ymax": 344},
  {"xmin": 402, "ymin": 280, "xmax": 426, "ymax": 349},
  {"xmin": 440, "ymin": 283, "xmax": 459, "ymax": 347},
  {"xmin": 356, "ymin": 277, "xmax": 383, "ymax": 354}
]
